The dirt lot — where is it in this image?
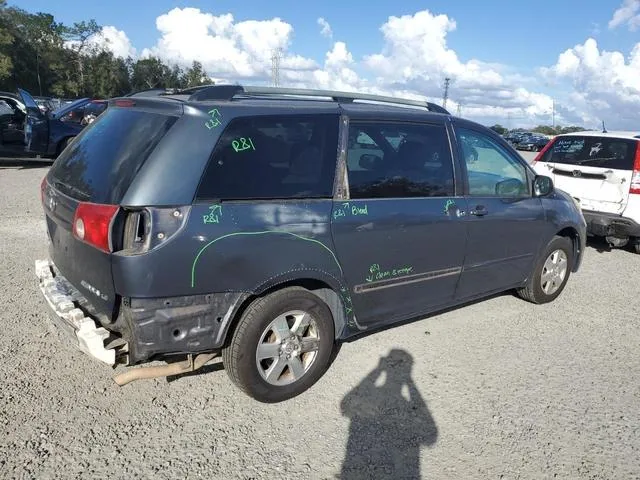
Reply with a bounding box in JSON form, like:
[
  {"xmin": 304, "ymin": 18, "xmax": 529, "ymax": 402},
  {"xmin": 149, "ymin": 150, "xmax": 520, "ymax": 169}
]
[{"xmin": 1, "ymin": 159, "xmax": 639, "ymax": 480}]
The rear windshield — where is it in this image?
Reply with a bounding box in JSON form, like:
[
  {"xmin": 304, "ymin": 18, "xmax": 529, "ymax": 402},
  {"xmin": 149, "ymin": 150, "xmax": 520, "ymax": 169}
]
[
  {"xmin": 541, "ymin": 135, "xmax": 638, "ymax": 170},
  {"xmin": 196, "ymin": 114, "xmax": 339, "ymax": 200},
  {"xmin": 49, "ymin": 108, "xmax": 177, "ymax": 203}
]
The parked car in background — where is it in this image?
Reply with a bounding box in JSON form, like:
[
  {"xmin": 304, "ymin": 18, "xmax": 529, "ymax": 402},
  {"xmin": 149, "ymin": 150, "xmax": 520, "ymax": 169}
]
[
  {"xmin": 0, "ymin": 88, "xmax": 107, "ymax": 158},
  {"xmin": 532, "ymin": 130, "xmax": 640, "ymax": 253},
  {"xmin": 0, "ymin": 94, "xmax": 27, "ymax": 152},
  {"xmin": 518, "ymin": 135, "xmax": 550, "ymax": 152},
  {"xmin": 36, "ymin": 85, "xmax": 586, "ymax": 403}
]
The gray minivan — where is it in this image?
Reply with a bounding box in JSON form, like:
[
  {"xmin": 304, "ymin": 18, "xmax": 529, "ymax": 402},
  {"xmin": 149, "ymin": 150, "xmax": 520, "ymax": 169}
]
[{"xmin": 36, "ymin": 86, "xmax": 587, "ymax": 402}]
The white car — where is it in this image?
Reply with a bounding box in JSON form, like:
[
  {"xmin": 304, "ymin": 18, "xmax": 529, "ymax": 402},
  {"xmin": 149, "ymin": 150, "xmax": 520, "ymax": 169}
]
[{"xmin": 532, "ymin": 130, "xmax": 640, "ymax": 253}]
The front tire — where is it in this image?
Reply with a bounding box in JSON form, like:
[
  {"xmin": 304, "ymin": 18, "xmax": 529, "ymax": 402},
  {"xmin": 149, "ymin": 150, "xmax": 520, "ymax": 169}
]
[
  {"xmin": 517, "ymin": 235, "xmax": 573, "ymax": 304},
  {"xmin": 222, "ymin": 287, "xmax": 335, "ymax": 403}
]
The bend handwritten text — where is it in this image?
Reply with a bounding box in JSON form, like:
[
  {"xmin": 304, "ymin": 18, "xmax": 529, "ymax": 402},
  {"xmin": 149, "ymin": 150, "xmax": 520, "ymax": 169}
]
[{"xmin": 333, "ymin": 202, "xmax": 369, "ymax": 220}]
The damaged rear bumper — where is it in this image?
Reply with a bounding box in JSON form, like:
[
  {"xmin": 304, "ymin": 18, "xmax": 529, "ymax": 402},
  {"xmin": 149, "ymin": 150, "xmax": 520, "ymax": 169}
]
[
  {"xmin": 35, "ymin": 259, "xmax": 118, "ymax": 365},
  {"xmin": 582, "ymin": 210, "xmax": 640, "ymax": 238},
  {"xmin": 35, "ymin": 259, "xmax": 250, "ymax": 366}
]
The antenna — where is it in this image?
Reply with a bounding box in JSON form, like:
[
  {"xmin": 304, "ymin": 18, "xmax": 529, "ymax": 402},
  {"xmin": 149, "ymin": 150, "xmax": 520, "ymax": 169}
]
[
  {"xmin": 602, "ymin": 120, "xmax": 607, "ymax": 133},
  {"xmin": 271, "ymin": 49, "xmax": 282, "ymax": 87},
  {"xmin": 442, "ymin": 77, "xmax": 451, "ymax": 109}
]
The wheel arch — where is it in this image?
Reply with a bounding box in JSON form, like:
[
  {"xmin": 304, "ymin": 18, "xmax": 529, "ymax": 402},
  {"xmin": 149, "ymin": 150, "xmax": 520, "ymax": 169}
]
[
  {"xmin": 556, "ymin": 226, "xmax": 582, "ymax": 272},
  {"xmin": 221, "ymin": 276, "xmax": 348, "ymax": 349}
]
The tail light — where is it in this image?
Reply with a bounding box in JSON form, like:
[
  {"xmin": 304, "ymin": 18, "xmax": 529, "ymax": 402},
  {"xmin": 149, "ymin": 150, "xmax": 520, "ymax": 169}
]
[
  {"xmin": 532, "ymin": 138, "xmax": 555, "ymax": 167},
  {"xmin": 40, "ymin": 176, "xmax": 47, "ymax": 204},
  {"xmin": 73, "ymin": 202, "xmax": 119, "ymax": 252},
  {"xmin": 630, "ymin": 141, "xmax": 640, "ymax": 195}
]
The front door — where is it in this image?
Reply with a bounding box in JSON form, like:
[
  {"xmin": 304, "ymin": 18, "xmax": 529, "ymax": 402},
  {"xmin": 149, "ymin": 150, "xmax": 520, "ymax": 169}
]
[
  {"xmin": 454, "ymin": 125, "xmax": 547, "ymax": 300},
  {"xmin": 331, "ymin": 120, "xmax": 468, "ymax": 327},
  {"xmin": 17, "ymin": 88, "xmax": 49, "ymax": 154}
]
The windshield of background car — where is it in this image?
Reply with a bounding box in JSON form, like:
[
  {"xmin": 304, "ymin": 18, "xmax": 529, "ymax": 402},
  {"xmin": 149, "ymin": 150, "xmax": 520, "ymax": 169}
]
[
  {"xmin": 49, "ymin": 108, "xmax": 177, "ymax": 203},
  {"xmin": 196, "ymin": 114, "xmax": 339, "ymax": 200},
  {"xmin": 541, "ymin": 136, "xmax": 638, "ymax": 170}
]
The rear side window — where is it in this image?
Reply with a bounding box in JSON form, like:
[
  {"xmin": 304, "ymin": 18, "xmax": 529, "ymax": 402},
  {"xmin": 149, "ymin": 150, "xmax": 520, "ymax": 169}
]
[
  {"xmin": 197, "ymin": 114, "xmax": 339, "ymax": 200},
  {"xmin": 49, "ymin": 108, "xmax": 177, "ymax": 203},
  {"xmin": 346, "ymin": 122, "xmax": 454, "ymax": 198},
  {"xmin": 541, "ymin": 136, "xmax": 637, "ymax": 170}
]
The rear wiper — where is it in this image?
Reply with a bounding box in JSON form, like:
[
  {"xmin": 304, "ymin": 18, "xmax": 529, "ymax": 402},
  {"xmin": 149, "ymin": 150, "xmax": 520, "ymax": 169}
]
[{"xmin": 575, "ymin": 157, "xmax": 613, "ymax": 165}]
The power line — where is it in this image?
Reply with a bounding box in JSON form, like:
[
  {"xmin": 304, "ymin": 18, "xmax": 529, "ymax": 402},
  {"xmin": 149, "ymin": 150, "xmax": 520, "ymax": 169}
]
[
  {"xmin": 442, "ymin": 77, "xmax": 451, "ymax": 109},
  {"xmin": 271, "ymin": 49, "xmax": 282, "ymax": 87}
]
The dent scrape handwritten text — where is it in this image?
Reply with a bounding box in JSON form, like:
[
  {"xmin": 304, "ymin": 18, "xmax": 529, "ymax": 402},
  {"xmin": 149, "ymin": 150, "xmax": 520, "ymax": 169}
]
[{"xmin": 365, "ymin": 263, "xmax": 413, "ymax": 283}]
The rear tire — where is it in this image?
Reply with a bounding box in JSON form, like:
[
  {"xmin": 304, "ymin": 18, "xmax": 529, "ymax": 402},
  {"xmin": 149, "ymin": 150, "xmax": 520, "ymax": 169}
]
[
  {"xmin": 517, "ymin": 235, "xmax": 573, "ymax": 304},
  {"xmin": 222, "ymin": 287, "xmax": 335, "ymax": 403},
  {"xmin": 633, "ymin": 239, "xmax": 640, "ymax": 254}
]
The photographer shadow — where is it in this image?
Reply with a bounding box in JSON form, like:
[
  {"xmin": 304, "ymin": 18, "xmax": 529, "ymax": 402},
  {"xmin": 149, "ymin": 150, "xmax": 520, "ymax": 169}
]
[{"xmin": 339, "ymin": 349, "xmax": 438, "ymax": 480}]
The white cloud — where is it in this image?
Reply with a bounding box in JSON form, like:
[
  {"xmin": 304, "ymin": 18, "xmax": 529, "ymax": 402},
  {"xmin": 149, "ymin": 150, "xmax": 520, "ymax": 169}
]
[
  {"xmin": 609, "ymin": 0, "xmax": 640, "ymax": 31},
  {"xmin": 64, "ymin": 26, "xmax": 136, "ymax": 59},
  {"xmin": 317, "ymin": 17, "xmax": 333, "ymax": 39},
  {"xmin": 542, "ymin": 38, "xmax": 640, "ymax": 128},
  {"xmin": 96, "ymin": 26, "xmax": 137, "ymax": 58},
  {"xmin": 126, "ymin": 6, "xmax": 640, "ymax": 128},
  {"xmin": 140, "ymin": 7, "xmax": 312, "ymax": 81}
]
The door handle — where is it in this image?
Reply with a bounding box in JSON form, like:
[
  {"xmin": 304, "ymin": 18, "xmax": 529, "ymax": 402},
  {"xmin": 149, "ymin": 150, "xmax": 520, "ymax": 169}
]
[{"xmin": 470, "ymin": 205, "xmax": 488, "ymax": 216}]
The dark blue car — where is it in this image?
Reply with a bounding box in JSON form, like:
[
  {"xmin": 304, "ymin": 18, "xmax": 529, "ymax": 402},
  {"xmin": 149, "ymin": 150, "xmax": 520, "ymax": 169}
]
[
  {"xmin": 0, "ymin": 88, "xmax": 106, "ymax": 158},
  {"xmin": 36, "ymin": 85, "xmax": 587, "ymax": 403}
]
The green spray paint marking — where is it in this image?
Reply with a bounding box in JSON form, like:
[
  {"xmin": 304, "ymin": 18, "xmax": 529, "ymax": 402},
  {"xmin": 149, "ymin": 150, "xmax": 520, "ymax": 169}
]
[
  {"xmin": 205, "ymin": 109, "xmax": 222, "ymax": 130},
  {"xmin": 232, "ymin": 137, "xmax": 256, "ymax": 152},
  {"xmin": 443, "ymin": 199, "xmax": 455, "ymax": 214},
  {"xmin": 365, "ymin": 263, "xmax": 413, "ymax": 283},
  {"xmin": 203, "ymin": 205, "xmax": 222, "ymax": 224},
  {"xmin": 191, "ymin": 231, "xmax": 343, "ymax": 288},
  {"xmin": 333, "ymin": 201, "xmax": 369, "ymax": 220}
]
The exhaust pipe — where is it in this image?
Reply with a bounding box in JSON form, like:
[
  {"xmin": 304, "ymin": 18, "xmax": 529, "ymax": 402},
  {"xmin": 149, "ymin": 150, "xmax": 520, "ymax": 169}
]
[{"xmin": 113, "ymin": 353, "xmax": 218, "ymax": 386}]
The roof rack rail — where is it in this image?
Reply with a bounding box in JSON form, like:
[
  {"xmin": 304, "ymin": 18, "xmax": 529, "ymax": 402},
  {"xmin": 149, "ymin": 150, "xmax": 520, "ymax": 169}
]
[{"xmin": 186, "ymin": 85, "xmax": 450, "ymax": 114}]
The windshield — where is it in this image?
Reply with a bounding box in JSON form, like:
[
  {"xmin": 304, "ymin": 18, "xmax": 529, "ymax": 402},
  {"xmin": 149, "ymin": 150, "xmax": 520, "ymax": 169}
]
[
  {"xmin": 49, "ymin": 107, "xmax": 178, "ymax": 203},
  {"xmin": 542, "ymin": 136, "xmax": 638, "ymax": 170}
]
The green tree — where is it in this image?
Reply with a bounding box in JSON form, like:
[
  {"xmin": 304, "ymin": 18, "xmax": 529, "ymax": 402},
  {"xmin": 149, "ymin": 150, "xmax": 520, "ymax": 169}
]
[
  {"xmin": 61, "ymin": 19, "xmax": 101, "ymax": 96},
  {"xmin": 0, "ymin": 0, "xmax": 13, "ymax": 81},
  {"xmin": 489, "ymin": 124, "xmax": 507, "ymax": 135},
  {"xmin": 532, "ymin": 125, "xmax": 558, "ymax": 135},
  {"xmin": 130, "ymin": 57, "xmax": 185, "ymax": 91},
  {"xmin": 182, "ymin": 60, "xmax": 210, "ymax": 88},
  {"xmin": 559, "ymin": 125, "xmax": 585, "ymax": 134},
  {"xmin": 84, "ymin": 51, "xmax": 131, "ymax": 98}
]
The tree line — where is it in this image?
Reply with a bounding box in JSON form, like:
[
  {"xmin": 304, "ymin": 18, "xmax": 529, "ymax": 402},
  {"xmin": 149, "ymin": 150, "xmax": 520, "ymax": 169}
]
[
  {"xmin": 0, "ymin": 1, "xmax": 211, "ymax": 99},
  {"xmin": 489, "ymin": 124, "xmax": 587, "ymax": 136}
]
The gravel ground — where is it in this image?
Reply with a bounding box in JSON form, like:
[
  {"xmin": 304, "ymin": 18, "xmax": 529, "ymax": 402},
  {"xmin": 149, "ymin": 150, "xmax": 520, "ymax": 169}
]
[{"xmin": 1, "ymin": 158, "xmax": 639, "ymax": 480}]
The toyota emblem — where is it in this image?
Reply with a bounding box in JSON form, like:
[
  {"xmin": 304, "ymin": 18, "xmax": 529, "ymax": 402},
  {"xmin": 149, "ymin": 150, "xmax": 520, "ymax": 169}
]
[
  {"xmin": 47, "ymin": 195, "xmax": 57, "ymax": 211},
  {"xmin": 572, "ymin": 170, "xmax": 582, "ymax": 177}
]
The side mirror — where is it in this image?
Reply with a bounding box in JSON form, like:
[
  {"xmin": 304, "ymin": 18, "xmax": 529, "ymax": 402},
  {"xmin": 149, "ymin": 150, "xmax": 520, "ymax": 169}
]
[
  {"xmin": 495, "ymin": 178, "xmax": 525, "ymax": 196},
  {"xmin": 359, "ymin": 153, "xmax": 382, "ymax": 170},
  {"xmin": 533, "ymin": 175, "xmax": 553, "ymax": 197}
]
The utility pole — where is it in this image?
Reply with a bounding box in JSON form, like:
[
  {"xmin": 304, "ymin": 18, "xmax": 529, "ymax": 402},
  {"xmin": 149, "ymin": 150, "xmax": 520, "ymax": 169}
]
[
  {"xmin": 442, "ymin": 77, "xmax": 451, "ymax": 110},
  {"xmin": 456, "ymin": 102, "xmax": 462, "ymax": 117},
  {"xmin": 271, "ymin": 49, "xmax": 281, "ymax": 87},
  {"xmin": 552, "ymin": 99, "xmax": 555, "ymax": 129}
]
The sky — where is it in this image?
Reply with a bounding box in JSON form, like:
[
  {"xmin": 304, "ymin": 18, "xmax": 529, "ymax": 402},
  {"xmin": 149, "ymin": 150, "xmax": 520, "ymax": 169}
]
[{"xmin": 11, "ymin": 0, "xmax": 640, "ymax": 129}]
